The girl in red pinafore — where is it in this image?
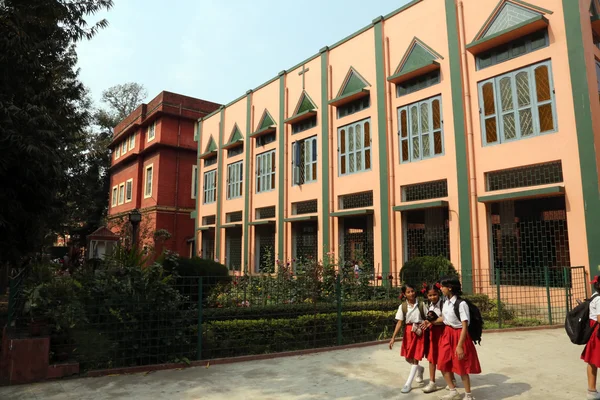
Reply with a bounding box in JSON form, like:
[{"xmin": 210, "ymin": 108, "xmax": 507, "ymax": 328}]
[
  {"xmin": 581, "ymin": 275, "xmax": 600, "ymax": 400},
  {"xmin": 419, "ymin": 282, "xmax": 453, "ymax": 394},
  {"xmin": 389, "ymin": 283, "xmax": 428, "ymax": 394},
  {"xmin": 438, "ymin": 276, "xmax": 481, "ymax": 400}
]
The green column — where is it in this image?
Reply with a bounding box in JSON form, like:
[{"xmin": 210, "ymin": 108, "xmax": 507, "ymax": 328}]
[
  {"xmin": 444, "ymin": 0, "xmax": 474, "ymax": 293},
  {"xmin": 194, "ymin": 119, "xmax": 203, "ymax": 255},
  {"xmin": 243, "ymin": 91, "xmax": 252, "ymax": 273},
  {"xmin": 215, "ymin": 107, "xmax": 225, "ymax": 260},
  {"xmin": 320, "ymin": 47, "xmax": 330, "ymax": 254},
  {"xmin": 277, "ymin": 71, "xmax": 286, "ymax": 263},
  {"xmin": 373, "ymin": 17, "xmax": 391, "ymax": 276},
  {"xmin": 563, "ymin": 1, "xmax": 600, "ymax": 275}
]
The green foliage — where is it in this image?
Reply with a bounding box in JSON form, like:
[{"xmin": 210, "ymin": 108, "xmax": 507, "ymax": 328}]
[
  {"xmin": 162, "ymin": 255, "xmax": 229, "ymax": 278},
  {"xmin": 463, "ymin": 293, "xmax": 515, "ymax": 321},
  {"xmin": 400, "ymin": 256, "xmax": 458, "ymax": 286},
  {"xmin": 202, "ymin": 310, "xmax": 395, "ymax": 358},
  {"xmin": 203, "ymin": 300, "xmax": 398, "ymax": 321},
  {"xmin": 20, "ymin": 250, "xmax": 197, "ymax": 369},
  {"xmin": 0, "ymin": 0, "xmax": 113, "ymax": 263}
]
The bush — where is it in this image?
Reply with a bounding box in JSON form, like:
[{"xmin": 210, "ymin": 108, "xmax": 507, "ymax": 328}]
[
  {"xmin": 203, "ymin": 300, "xmax": 399, "ymax": 321},
  {"xmin": 162, "ymin": 255, "xmax": 229, "ymax": 279},
  {"xmin": 202, "ymin": 310, "xmax": 395, "ymax": 359},
  {"xmin": 463, "ymin": 293, "xmax": 515, "ymax": 322},
  {"xmin": 400, "ymin": 256, "xmax": 458, "ymax": 285}
]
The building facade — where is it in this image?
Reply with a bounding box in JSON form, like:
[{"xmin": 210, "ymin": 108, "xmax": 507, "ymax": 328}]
[
  {"xmin": 193, "ymin": 0, "xmax": 600, "ymax": 292},
  {"xmin": 108, "ymin": 91, "xmax": 220, "ymax": 257}
]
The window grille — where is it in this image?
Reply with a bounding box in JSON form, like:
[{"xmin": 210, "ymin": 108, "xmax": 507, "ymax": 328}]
[
  {"xmin": 340, "ymin": 191, "xmax": 373, "ymax": 210},
  {"xmin": 486, "ymin": 161, "xmax": 563, "ymax": 191}
]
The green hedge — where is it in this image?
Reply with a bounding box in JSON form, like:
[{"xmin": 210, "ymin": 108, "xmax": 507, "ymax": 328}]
[
  {"xmin": 202, "ymin": 310, "xmax": 396, "ymax": 359},
  {"xmin": 202, "ymin": 294, "xmax": 509, "ymax": 321},
  {"xmin": 203, "ymin": 300, "xmax": 398, "ymax": 321}
]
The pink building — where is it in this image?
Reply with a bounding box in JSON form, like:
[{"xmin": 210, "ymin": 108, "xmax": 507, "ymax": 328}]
[{"xmin": 193, "ymin": 0, "xmax": 600, "ymax": 297}]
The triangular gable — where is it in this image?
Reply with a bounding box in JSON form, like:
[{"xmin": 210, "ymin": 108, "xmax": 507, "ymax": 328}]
[
  {"xmin": 292, "ymin": 91, "xmax": 317, "ymax": 117},
  {"xmin": 257, "ymin": 109, "xmax": 276, "ymax": 131},
  {"xmin": 336, "ymin": 67, "xmax": 370, "ymax": 98},
  {"xmin": 474, "ymin": 0, "xmax": 551, "ymax": 42},
  {"xmin": 203, "ymin": 135, "xmax": 217, "ymax": 154},
  {"xmin": 227, "ymin": 123, "xmax": 243, "ymax": 145},
  {"xmin": 394, "ymin": 38, "xmax": 441, "ymax": 76}
]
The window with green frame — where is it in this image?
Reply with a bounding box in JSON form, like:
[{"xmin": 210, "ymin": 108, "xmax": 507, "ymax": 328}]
[
  {"xmin": 396, "ymin": 70, "xmax": 440, "ymax": 97},
  {"xmin": 338, "ymin": 118, "xmax": 371, "ymax": 176},
  {"xmin": 479, "ymin": 60, "xmax": 557, "ymax": 146},
  {"xmin": 398, "ymin": 96, "xmax": 444, "ymax": 163},
  {"xmin": 476, "ymin": 29, "xmax": 548, "ymax": 70}
]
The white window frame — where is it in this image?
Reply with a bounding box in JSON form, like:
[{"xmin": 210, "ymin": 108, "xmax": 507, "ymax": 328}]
[
  {"xmin": 115, "ymin": 146, "xmax": 120, "ymax": 159},
  {"xmin": 121, "ymin": 141, "xmax": 127, "ymax": 155},
  {"xmin": 128, "ymin": 134, "xmax": 135, "ymax": 151},
  {"xmin": 337, "ymin": 118, "xmax": 371, "ymax": 176},
  {"xmin": 147, "ymin": 122, "xmax": 156, "ymax": 142},
  {"xmin": 111, "ymin": 186, "xmax": 118, "ymax": 207},
  {"xmin": 191, "ymin": 165, "xmax": 198, "ymax": 199},
  {"xmin": 478, "ymin": 60, "xmax": 557, "ymax": 146},
  {"xmin": 398, "ymin": 95, "xmax": 444, "ymax": 163},
  {"xmin": 203, "ymin": 169, "xmax": 217, "ymax": 204},
  {"xmin": 256, "ymin": 150, "xmax": 276, "ymax": 193},
  {"xmin": 125, "ymin": 178, "xmax": 133, "ymax": 203},
  {"xmin": 227, "ymin": 161, "xmax": 243, "ymax": 199},
  {"xmin": 118, "ymin": 183, "xmax": 125, "ymax": 205},
  {"xmin": 144, "ymin": 164, "xmax": 154, "ymax": 199},
  {"xmin": 292, "ymin": 136, "xmax": 317, "ymax": 185}
]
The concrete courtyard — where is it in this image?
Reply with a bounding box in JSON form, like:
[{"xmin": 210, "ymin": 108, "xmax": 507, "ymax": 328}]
[{"xmin": 0, "ymin": 328, "xmax": 586, "ymax": 400}]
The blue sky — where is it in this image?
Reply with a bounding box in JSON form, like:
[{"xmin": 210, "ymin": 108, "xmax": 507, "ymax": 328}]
[{"xmin": 77, "ymin": 0, "xmax": 410, "ymax": 107}]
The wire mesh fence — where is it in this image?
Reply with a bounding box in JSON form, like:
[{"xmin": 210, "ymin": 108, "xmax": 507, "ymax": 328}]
[{"xmin": 5, "ymin": 264, "xmax": 589, "ymax": 374}]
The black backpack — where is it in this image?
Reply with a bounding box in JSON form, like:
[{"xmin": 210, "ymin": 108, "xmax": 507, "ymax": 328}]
[
  {"xmin": 454, "ymin": 298, "xmax": 483, "ymax": 345},
  {"xmin": 565, "ymin": 293, "xmax": 598, "ymax": 345}
]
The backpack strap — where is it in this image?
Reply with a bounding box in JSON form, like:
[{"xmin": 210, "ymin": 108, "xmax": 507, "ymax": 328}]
[
  {"xmin": 418, "ymin": 299, "xmax": 427, "ymax": 321},
  {"xmin": 453, "ymin": 298, "xmax": 464, "ymax": 322}
]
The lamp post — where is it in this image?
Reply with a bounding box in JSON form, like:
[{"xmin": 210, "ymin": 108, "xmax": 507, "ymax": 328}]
[{"xmin": 129, "ymin": 209, "xmax": 142, "ymax": 249}]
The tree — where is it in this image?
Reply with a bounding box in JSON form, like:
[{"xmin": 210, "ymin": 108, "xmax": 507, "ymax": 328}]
[
  {"xmin": 100, "ymin": 83, "xmax": 147, "ymax": 122},
  {"xmin": 61, "ymin": 82, "xmax": 147, "ymax": 250},
  {"xmin": 0, "ymin": 0, "xmax": 114, "ymax": 274}
]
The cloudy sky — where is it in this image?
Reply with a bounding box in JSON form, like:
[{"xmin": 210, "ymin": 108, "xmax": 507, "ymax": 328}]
[{"xmin": 77, "ymin": 0, "xmax": 410, "ymax": 107}]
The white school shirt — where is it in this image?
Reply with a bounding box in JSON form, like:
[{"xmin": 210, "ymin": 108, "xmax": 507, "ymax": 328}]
[
  {"xmin": 428, "ymin": 299, "xmax": 443, "ymax": 319},
  {"xmin": 442, "ymin": 296, "xmax": 470, "ymax": 328},
  {"xmin": 395, "ymin": 301, "xmax": 425, "ymax": 324},
  {"xmin": 590, "ymin": 294, "xmax": 600, "ymax": 321}
]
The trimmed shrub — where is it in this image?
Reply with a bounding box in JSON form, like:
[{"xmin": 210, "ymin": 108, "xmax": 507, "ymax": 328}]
[
  {"xmin": 400, "ymin": 256, "xmax": 458, "ymax": 286},
  {"xmin": 162, "ymin": 256, "xmax": 229, "ymax": 279},
  {"xmin": 202, "ymin": 310, "xmax": 395, "ymax": 359},
  {"xmin": 203, "ymin": 300, "xmax": 399, "ymax": 321}
]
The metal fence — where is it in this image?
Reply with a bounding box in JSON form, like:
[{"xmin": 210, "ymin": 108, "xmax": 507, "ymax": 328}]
[{"xmin": 5, "ymin": 265, "xmax": 589, "ymax": 374}]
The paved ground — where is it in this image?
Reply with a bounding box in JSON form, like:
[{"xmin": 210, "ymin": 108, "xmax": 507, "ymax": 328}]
[{"xmin": 0, "ymin": 329, "xmax": 588, "ymax": 400}]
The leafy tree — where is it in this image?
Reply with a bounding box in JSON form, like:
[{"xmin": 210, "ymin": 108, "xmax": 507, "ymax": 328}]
[
  {"xmin": 0, "ymin": 0, "xmax": 114, "ymax": 277},
  {"xmin": 64, "ymin": 83, "xmax": 147, "ymax": 249}
]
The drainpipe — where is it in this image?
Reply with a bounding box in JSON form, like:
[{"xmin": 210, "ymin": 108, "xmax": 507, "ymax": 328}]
[
  {"xmin": 385, "ymin": 36, "xmax": 398, "ymax": 278},
  {"xmin": 458, "ymin": 1, "xmax": 482, "ymax": 291},
  {"xmin": 174, "ymin": 104, "xmax": 182, "ymax": 255}
]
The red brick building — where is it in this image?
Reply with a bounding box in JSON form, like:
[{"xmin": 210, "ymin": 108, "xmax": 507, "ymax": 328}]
[{"xmin": 108, "ymin": 91, "xmax": 220, "ymax": 257}]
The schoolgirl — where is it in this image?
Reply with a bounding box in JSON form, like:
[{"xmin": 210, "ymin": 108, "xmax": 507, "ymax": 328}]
[
  {"xmin": 581, "ymin": 275, "xmax": 600, "ymax": 400},
  {"xmin": 438, "ymin": 276, "xmax": 481, "ymax": 400},
  {"xmin": 389, "ymin": 283, "xmax": 428, "ymax": 393},
  {"xmin": 419, "ymin": 283, "xmax": 446, "ymax": 393}
]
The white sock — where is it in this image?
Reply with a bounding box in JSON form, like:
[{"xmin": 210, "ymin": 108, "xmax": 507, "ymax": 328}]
[{"xmin": 404, "ymin": 365, "xmax": 418, "ymax": 387}]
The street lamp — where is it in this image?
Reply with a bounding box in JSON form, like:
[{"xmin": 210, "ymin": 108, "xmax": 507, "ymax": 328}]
[{"xmin": 129, "ymin": 209, "xmax": 142, "ymax": 249}]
